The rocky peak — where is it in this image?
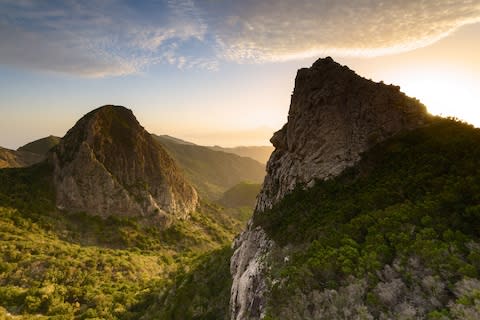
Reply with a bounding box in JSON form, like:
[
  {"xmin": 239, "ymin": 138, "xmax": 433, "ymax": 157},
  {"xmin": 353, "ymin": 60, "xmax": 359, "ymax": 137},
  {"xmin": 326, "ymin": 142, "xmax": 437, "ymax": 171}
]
[
  {"xmin": 256, "ymin": 57, "xmax": 430, "ymax": 212},
  {"xmin": 230, "ymin": 57, "xmax": 430, "ymax": 320},
  {"xmin": 50, "ymin": 105, "xmax": 198, "ymax": 221}
]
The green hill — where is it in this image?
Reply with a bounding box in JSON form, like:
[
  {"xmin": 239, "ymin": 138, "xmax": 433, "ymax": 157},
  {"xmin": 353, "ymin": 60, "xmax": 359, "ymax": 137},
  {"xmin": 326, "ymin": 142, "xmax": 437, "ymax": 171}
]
[
  {"xmin": 17, "ymin": 135, "xmax": 61, "ymax": 155},
  {"xmin": 219, "ymin": 182, "xmax": 262, "ymax": 208},
  {"xmin": 0, "ymin": 161, "xmax": 246, "ymax": 319},
  {"xmin": 153, "ymin": 135, "xmax": 266, "ymax": 200},
  {"xmin": 252, "ymin": 119, "xmax": 480, "ymax": 319}
]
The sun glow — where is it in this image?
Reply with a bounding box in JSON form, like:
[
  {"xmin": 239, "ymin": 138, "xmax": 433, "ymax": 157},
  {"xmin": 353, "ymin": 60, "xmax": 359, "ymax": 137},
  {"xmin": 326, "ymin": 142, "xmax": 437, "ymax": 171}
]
[{"xmin": 391, "ymin": 68, "xmax": 480, "ymax": 127}]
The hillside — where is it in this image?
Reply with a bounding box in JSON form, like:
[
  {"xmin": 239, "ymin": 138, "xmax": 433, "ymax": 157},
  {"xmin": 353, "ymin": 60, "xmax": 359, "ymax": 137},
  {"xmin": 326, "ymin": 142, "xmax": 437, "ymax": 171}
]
[
  {"xmin": 152, "ymin": 134, "xmax": 196, "ymax": 146},
  {"xmin": 0, "ymin": 147, "xmax": 43, "ymax": 168},
  {"xmin": 17, "ymin": 135, "xmax": 61, "ymax": 155},
  {"xmin": 254, "ymin": 119, "xmax": 480, "ymax": 319},
  {"xmin": 219, "ymin": 182, "xmax": 262, "ymax": 209},
  {"xmin": 209, "ymin": 146, "xmax": 274, "ymax": 164},
  {"xmin": 0, "ymin": 106, "xmax": 250, "ymax": 319},
  {"xmin": 0, "ymin": 136, "xmax": 61, "ymax": 169},
  {"xmin": 153, "ymin": 135, "xmax": 266, "ymax": 200}
]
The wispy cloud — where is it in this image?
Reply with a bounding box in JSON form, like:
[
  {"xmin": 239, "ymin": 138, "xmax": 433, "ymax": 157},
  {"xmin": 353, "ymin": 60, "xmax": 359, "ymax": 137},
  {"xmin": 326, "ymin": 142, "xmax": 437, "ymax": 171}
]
[
  {"xmin": 0, "ymin": 0, "xmax": 211, "ymax": 76},
  {"xmin": 0, "ymin": 0, "xmax": 479, "ymax": 77},
  {"xmin": 208, "ymin": 0, "xmax": 480, "ymax": 62}
]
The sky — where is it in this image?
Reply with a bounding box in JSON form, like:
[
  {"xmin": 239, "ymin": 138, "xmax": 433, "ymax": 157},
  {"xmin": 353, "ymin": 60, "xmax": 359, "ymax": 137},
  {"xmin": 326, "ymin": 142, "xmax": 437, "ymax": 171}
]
[{"xmin": 0, "ymin": 0, "xmax": 479, "ymax": 149}]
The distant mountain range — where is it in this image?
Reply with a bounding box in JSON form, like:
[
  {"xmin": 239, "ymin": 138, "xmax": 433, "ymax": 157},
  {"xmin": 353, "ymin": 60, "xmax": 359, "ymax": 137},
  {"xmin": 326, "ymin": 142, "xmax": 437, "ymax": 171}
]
[
  {"xmin": 1, "ymin": 132, "xmax": 269, "ymax": 202},
  {"xmin": 153, "ymin": 135, "xmax": 266, "ymax": 200},
  {"xmin": 153, "ymin": 134, "xmax": 274, "ymax": 164},
  {"xmin": 209, "ymin": 145, "xmax": 273, "ymax": 164}
]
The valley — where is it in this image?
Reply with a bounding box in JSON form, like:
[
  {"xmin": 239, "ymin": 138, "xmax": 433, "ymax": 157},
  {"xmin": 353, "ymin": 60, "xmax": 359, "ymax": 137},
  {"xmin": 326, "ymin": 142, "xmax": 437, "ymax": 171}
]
[{"xmin": 1, "ymin": 58, "xmax": 480, "ymax": 320}]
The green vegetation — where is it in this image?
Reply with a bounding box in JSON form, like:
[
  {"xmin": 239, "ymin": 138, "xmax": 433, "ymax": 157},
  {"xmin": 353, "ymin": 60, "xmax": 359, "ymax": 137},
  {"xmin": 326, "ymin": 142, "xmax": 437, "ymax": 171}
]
[
  {"xmin": 154, "ymin": 135, "xmax": 266, "ymax": 200},
  {"xmin": 254, "ymin": 119, "xmax": 480, "ymax": 318},
  {"xmin": 219, "ymin": 182, "xmax": 261, "ymax": 209},
  {"xmin": 17, "ymin": 136, "xmax": 61, "ymax": 155},
  {"xmin": 0, "ymin": 147, "xmax": 44, "ymax": 169},
  {"xmin": 0, "ymin": 162, "xmax": 243, "ymax": 319},
  {"xmin": 139, "ymin": 246, "xmax": 233, "ymax": 320}
]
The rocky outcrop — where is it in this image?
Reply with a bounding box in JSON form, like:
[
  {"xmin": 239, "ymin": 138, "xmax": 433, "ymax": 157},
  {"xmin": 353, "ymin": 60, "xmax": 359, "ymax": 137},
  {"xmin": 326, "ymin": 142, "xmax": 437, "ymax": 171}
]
[
  {"xmin": 230, "ymin": 224, "xmax": 273, "ymax": 320},
  {"xmin": 50, "ymin": 105, "xmax": 198, "ymax": 221},
  {"xmin": 256, "ymin": 57, "xmax": 429, "ymax": 212},
  {"xmin": 230, "ymin": 57, "xmax": 430, "ymax": 319}
]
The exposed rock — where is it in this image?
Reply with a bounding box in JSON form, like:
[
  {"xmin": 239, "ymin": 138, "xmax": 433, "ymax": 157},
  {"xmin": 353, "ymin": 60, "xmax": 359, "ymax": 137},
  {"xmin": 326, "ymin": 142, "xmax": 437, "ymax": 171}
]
[
  {"xmin": 257, "ymin": 56, "xmax": 429, "ymax": 212},
  {"xmin": 230, "ymin": 57, "xmax": 430, "ymax": 320},
  {"xmin": 230, "ymin": 224, "xmax": 273, "ymax": 320},
  {"xmin": 50, "ymin": 105, "xmax": 198, "ymax": 221}
]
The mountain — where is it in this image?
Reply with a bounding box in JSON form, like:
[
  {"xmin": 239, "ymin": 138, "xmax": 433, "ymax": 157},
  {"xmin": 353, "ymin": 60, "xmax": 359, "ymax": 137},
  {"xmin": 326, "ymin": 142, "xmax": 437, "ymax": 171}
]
[
  {"xmin": 209, "ymin": 146, "xmax": 274, "ymax": 164},
  {"xmin": 250, "ymin": 119, "xmax": 480, "ymax": 319},
  {"xmin": 17, "ymin": 135, "xmax": 61, "ymax": 155},
  {"xmin": 153, "ymin": 135, "xmax": 266, "ymax": 200},
  {"xmin": 230, "ymin": 57, "xmax": 437, "ymax": 319},
  {"xmin": 0, "ymin": 146, "xmax": 43, "ymax": 168},
  {"xmin": 0, "ymin": 106, "xmax": 249, "ymax": 319},
  {"xmin": 50, "ymin": 105, "xmax": 198, "ymax": 220}
]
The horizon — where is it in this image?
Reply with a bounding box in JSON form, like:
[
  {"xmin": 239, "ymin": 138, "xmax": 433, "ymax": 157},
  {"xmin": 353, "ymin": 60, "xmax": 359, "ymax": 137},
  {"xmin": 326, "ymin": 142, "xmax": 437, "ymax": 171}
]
[{"xmin": 1, "ymin": 1, "xmax": 479, "ymax": 149}]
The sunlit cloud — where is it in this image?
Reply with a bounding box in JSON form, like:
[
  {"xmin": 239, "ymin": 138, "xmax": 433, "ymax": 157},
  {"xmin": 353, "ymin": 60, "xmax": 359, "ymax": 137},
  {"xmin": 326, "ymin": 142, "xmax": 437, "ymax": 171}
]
[
  {"xmin": 1, "ymin": 0, "xmax": 479, "ymax": 77},
  {"xmin": 210, "ymin": 0, "xmax": 480, "ymax": 62}
]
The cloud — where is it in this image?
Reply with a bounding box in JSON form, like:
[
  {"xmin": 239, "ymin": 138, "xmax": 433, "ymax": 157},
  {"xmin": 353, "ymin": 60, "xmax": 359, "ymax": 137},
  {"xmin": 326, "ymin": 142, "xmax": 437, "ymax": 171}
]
[
  {"xmin": 0, "ymin": 0, "xmax": 479, "ymax": 76},
  {"xmin": 0, "ymin": 0, "xmax": 211, "ymax": 76},
  {"xmin": 206, "ymin": 0, "xmax": 480, "ymax": 62}
]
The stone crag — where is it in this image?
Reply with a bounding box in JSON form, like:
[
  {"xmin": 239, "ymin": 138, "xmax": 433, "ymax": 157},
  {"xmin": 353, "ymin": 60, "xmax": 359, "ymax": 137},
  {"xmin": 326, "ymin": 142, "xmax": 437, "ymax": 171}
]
[
  {"xmin": 50, "ymin": 105, "xmax": 198, "ymax": 221},
  {"xmin": 230, "ymin": 57, "xmax": 430, "ymax": 320}
]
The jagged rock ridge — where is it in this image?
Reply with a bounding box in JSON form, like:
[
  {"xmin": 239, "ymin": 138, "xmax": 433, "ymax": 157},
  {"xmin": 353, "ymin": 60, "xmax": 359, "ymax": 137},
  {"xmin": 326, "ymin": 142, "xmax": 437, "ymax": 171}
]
[
  {"xmin": 50, "ymin": 105, "xmax": 198, "ymax": 220},
  {"xmin": 230, "ymin": 57, "xmax": 430, "ymax": 320}
]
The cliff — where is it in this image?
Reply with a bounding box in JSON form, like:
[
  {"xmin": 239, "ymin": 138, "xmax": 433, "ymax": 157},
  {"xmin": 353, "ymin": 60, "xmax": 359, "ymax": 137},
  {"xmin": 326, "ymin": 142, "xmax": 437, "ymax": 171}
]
[{"xmin": 230, "ymin": 57, "xmax": 430, "ymax": 319}]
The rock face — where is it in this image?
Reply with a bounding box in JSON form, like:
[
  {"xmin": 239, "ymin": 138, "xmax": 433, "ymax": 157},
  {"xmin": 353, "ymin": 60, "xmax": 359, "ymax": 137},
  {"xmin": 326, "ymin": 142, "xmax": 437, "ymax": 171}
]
[
  {"xmin": 256, "ymin": 57, "xmax": 429, "ymax": 212},
  {"xmin": 230, "ymin": 57, "xmax": 430, "ymax": 319},
  {"xmin": 50, "ymin": 105, "xmax": 198, "ymax": 220}
]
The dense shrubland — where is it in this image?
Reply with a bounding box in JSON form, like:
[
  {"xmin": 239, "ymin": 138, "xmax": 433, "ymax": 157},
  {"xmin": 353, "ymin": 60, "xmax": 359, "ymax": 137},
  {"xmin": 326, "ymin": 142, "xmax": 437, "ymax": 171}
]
[
  {"xmin": 255, "ymin": 119, "xmax": 480, "ymax": 319},
  {"xmin": 0, "ymin": 163, "xmax": 246, "ymax": 319}
]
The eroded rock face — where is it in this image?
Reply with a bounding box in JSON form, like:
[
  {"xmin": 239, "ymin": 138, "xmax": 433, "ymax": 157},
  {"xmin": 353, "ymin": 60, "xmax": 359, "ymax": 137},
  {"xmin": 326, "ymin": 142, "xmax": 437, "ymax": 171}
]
[
  {"xmin": 230, "ymin": 224, "xmax": 273, "ymax": 320},
  {"xmin": 257, "ymin": 57, "xmax": 429, "ymax": 212},
  {"xmin": 230, "ymin": 57, "xmax": 430, "ymax": 320},
  {"xmin": 50, "ymin": 105, "xmax": 198, "ymax": 221}
]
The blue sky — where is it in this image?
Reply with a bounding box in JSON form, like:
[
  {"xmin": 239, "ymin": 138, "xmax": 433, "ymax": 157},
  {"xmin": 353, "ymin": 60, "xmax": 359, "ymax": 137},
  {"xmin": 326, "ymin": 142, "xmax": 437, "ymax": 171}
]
[{"xmin": 1, "ymin": 0, "xmax": 480, "ymax": 148}]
